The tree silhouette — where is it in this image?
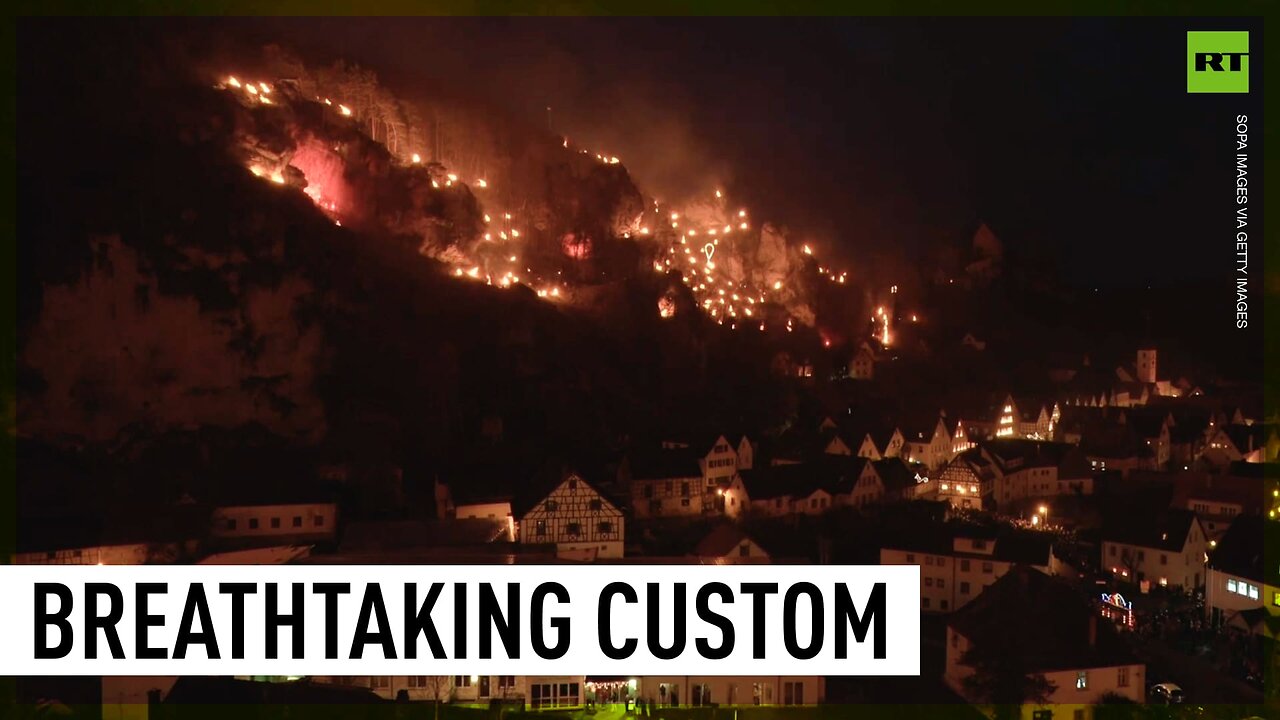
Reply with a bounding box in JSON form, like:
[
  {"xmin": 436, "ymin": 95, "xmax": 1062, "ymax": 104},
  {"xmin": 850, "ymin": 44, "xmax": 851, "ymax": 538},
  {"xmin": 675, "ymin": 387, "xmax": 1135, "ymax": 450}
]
[{"xmin": 960, "ymin": 634, "xmax": 1057, "ymax": 720}]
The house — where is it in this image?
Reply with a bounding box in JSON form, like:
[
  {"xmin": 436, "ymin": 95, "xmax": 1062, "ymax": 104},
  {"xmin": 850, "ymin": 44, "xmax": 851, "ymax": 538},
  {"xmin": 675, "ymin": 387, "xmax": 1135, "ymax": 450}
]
[
  {"xmin": 1100, "ymin": 508, "xmax": 1207, "ymax": 590},
  {"xmin": 848, "ymin": 342, "xmax": 875, "ymax": 379},
  {"xmin": 1167, "ymin": 469, "xmax": 1260, "ymax": 540},
  {"xmin": 310, "ymin": 675, "xmax": 584, "ymax": 707},
  {"xmin": 740, "ymin": 456, "xmax": 875, "ymax": 516},
  {"xmin": 516, "ymin": 474, "xmax": 625, "ymax": 560},
  {"xmin": 934, "ymin": 451, "xmax": 989, "ymax": 510},
  {"xmin": 634, "ymin": 676, "xmax": 824, "ymax": 707},
  {"xmin": 900, "ymin": 415, "xmax": 954, "ymax": 471},
  {"xmin": 209, "ymin": 500, "xmax": 338, "ymax": 547},
  {"xmin": 991, "ymin": 394, "xmax": 1054, "ymax": 440},
  {"xmin": 693, "ymin": 524, "xmax": 771, "ymax": 564},
  {"xmin": 981, "ymin": 439, "xmax": 1094, "ymax": 509},
  {"xmin": 1203, "ymin": 423, "xmax": 1265, "ymax": 467},
  {"xmin": 871, "ymin": 457, "xmax": 925, "ymax": 503},
  {"xmin": 624, "ymin": 447, "xmax": 708, "ymax": 519},
  {"xmin": 1205, "ymin": 516, "xmax": 1280, "ymax": 634},
  {"xmin": 857, "ymin": 427, "xmax": 905, "ymax": 461},
  {"xmin": 881, "ymin": 527, "xmax": 1055, "ymax": 613},
  {"xmin": 945, "ymin": 566, "xmax": 1146, "ymax": 716}
]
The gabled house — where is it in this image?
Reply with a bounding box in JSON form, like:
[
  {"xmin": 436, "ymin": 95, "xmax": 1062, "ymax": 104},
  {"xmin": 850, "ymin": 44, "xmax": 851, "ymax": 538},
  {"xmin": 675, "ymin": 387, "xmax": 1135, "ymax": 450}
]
[
  {"xmin": 881, "ymin": 528, "xmax": 1055, "ymax": 613},
  {"xmin": 848, "ymin": 342, "xmax": 875, "ymax": 380},
  {"xmin": 517, "ymin": 474, "xmax": 625, "ymax": 560},
  {"xmin": 857, "ymin": 427, "xmax": 905, "ymax": 461},
  {"xmin": 623, "ymin": 447, "xmax": 708, "ymax": 519},
  {"xmin": 934, "ymin": 452, "xmax": 987, "ymax": 510},
  {"xmin": 1100, "ymin": 508, "xmax": 1207, "ymax": 590},
  {"xmin": 1204, "ymin": 516, "xmax": 1279, "ymax": 634},
  {"xmin": 945, "ymin": 566, "xmax": 1146, "ymax": 715},
  {"xmin": 901, "ymin": 415, "xmax": 954, "ymax": 471},
  {"xmin": 981, "ymin": 439, "xmax": 1094, "ymax": 508},
  {"xmin": 693, "ymin": 524, "xmax": 771, "ymax": 564}
]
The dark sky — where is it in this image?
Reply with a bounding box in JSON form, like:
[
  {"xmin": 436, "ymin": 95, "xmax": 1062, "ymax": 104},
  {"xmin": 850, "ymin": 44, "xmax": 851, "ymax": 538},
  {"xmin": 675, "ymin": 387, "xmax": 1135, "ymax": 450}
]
[{"xmin": 200, "ymin": 17, "xmax": 1261, "ymax": 291}]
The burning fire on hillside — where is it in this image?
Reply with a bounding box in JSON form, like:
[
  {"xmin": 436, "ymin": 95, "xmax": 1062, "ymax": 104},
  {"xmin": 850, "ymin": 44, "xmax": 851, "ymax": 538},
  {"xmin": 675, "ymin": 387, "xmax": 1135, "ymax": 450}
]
[{"xmin": 217, "ymin": 69, "xmax": 908, "ymax": 340}]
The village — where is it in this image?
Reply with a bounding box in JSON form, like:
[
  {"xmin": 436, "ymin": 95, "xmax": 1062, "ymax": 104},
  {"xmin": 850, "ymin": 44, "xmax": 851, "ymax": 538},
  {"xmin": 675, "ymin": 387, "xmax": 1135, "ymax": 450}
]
[{"xmin": 15, "ymin": 343, "xmax": 1277, "ymax": 720}]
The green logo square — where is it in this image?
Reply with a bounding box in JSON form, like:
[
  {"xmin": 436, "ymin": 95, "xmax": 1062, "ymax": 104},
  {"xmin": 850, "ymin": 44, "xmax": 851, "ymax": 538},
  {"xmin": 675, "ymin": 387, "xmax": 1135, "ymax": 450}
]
[{"xmin": 1187, "ymin": 31, "xmax": 1249, "ymax": 93}]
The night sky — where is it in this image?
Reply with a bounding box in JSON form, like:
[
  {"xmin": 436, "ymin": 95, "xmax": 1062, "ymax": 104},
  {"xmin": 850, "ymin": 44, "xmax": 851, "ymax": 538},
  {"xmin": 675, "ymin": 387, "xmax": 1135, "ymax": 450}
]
[{"xmin": 203, "ymin": 16, "xmax": 1263, "ymax": 292}]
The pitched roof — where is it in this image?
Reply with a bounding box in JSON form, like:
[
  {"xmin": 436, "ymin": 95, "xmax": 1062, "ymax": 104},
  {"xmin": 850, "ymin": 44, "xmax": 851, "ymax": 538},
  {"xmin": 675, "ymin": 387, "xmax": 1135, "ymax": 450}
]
[
  {"xmin": 873, "ymin": 457, "xmax": 918, "ymax": 493},
  {"xmin": 628, "ymin": 446, "xmax": 703, "ymax": 481},
  {"xmin": 1208, "ymin": 515, "xmax": 1270, "ymax": 584},
  {"xmin": 740, "ymin": 455, "xmax": 870, "ymax": 500},
  {"xmin": 695, "ymin": 524, "xmax": 764, "ymax": 557},
  {"xmin": 948, "ymin": 565, "xmax": 1140, "ymax": 672},
  {"xmin": 1101, "ymin": 508, "xmax": 1200, "ymax": 552}
]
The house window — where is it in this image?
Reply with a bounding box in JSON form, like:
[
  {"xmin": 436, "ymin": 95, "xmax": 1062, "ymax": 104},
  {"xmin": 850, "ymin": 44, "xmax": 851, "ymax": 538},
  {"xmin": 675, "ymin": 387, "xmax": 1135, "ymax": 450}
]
[
  {"xmin": 407, "ymin": 676, "xmax": 428, "ymax": 688},
  {"xmin": 960, "ymin": 582, "xmax": 970, "ymax": 595},
  {"xmin": 270, "ymin": 517, "xmax": 281, "ymax": 529},
  {"xmin": 740, "ymin": 543, "xmax": 751, "ymax": 557},
  {"xmin": 937, "ymin": 579, "xmax": 945, "ymax": 589},
  {"xmin": 925, "ymin": 556, "xmax": 934, "ymax": 566},
  {"xmin": 314, "ymin": 515, "xmax": 325, "ymax": 527},
  {"xmin": 940, "ymin": 599, "xmax": 948, "ymax": 610},
  {"xmin": 248, "ymin": 518, "xmax": 259, "ymax": 530},
  {"xmin": 226, "ymin": 519, "xmax": 237, "ymax": 531},
  {"xmin": 960, "ymin": 560, "xmax": 970, "ymax": 572},
  {"xmin": 982, "ymin": 562, "xmax": 993, "ymax": 574},
  {"xmin": 925, "ymin": 577, "xmax": 934, "ymax": 587},
  {"xmin": 936, "ymin": 557, "xmax": 946, "ymax": 568},
  {"xmin": 1117, "ymin": 666, "xmax": 1129, "ymax": 688},
  {"xmin": 292, "ymin": 516, "xmax": 302, "ymax": 528},
  {"xmin": 455, "ymin": 676, "xmax": 471, "ymax": 687},
  {"xmin": 906, "ymin": 553, "xmax": 916, "ymax": 563},
  {"xmin": 535, "ymin": 520, "xmax": 547, "ymax": 536},
  {"xmin": 597, "ymin": 521, "xmax": 613, "ymax": 535},
  {"xmin": 1076, "ymin": 671, "xmax": 1088, "ymax": 690},
  {"xmin": 566, "ymin": 522, "xmax": 581, "ymax": 537},
  {"xmin": 498, "ymin": 676, "xmax": 516, "ymax": 692},
  {"xmin": 590, "ymin": 499, "xmax": 603, "ymax": 511},
  {"xmin": 545, "ymin": 501, "xmax": 559, "ymax": 512},
  {"xmin": 922, "ymin": 597, "xmax": 931, "ymax": 609},
  {"xmin": 371, "ymin": 676, "xmax": 390, "ymax": 689},
  {"xmin": 1272, "ymin": 592, "xmax": 1280, "ymax": 607},
  {"xmin": 682, "ymin": 482, "xmax": 691, "ymax": 497}
]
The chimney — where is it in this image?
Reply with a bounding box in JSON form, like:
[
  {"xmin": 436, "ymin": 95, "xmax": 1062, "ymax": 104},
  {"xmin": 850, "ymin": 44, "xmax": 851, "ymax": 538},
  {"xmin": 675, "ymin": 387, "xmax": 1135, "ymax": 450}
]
[{"xmin": 1088, "ymin": 614, "xmax": 1098, "ymax": 648}]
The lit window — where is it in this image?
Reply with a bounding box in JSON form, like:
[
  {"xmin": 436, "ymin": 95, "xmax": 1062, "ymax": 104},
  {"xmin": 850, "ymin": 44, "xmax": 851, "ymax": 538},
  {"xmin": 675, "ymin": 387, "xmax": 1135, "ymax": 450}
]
[{"xmin": 1076, "ymin": 671, "xmax": 1088, "ymax": 690}]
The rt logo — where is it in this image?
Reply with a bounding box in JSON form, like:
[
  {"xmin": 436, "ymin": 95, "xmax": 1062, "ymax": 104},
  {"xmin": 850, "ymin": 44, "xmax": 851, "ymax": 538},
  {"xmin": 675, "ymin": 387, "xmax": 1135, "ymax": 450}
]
[{"xmin": 1187, "ymin": 31, "xmax": 1249, "ymax": 93}]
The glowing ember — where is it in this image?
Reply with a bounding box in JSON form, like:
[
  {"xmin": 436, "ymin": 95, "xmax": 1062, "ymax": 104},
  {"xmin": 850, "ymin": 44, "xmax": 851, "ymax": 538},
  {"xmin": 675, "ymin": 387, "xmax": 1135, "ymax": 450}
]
[
  {"xmin": 411, "ymin": 153, "xmax": 421, "ymax": 163},
  {"xmin": 227, "ymin": 76, "xmax": 241, "ymax": 88},
  {"xmin": 338, "ymin": 104, "xmax": 352, "ymax": 116}
]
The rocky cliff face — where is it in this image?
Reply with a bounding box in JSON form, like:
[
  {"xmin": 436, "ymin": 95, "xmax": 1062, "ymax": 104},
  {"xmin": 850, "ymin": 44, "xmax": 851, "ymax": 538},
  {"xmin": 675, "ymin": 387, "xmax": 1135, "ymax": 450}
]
[{"xmin": 16, "ymin": 31, "xmax": 662, "ymax": 455}]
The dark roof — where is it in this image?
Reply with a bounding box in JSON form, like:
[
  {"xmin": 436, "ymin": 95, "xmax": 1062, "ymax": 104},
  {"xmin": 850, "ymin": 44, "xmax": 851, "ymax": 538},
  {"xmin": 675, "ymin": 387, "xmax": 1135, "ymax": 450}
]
[
  {"xmin": 628, "ymin": 447, "xmax": 702, "ymax": 481},
  {"xmin": 983, "ymin": 439, "xmax": 1091, "ymax": 478},
  {"xmin": 695, "ymin": 524, "xmax": 763, "ymax": 557},
  {"xmin": 340, "ymin": 519, "xmax": 508, "ymax": 552},
  {"xmin": 881, "ymin": 524, "xmax": 1051, "ymax": 566},
  {"xmin": 873, "ymin": 458, "xmax": 918, "ymax": 493},
  {"xmin": 1208, "ymin": 516, "xmax": 1272, "ymax": 584},
  {"xmin": 1101, "ymin": 508, "xmax": 1199, "ymax": 552},
  {"xmin": 739, "ymin": 455, "xmax": 870, "ymax": 500},
  {"xmin": 949, "ymin": 565, "xmax": 1140, "ymax": 672},
  {"xmin": 1226, "ymin": 461, "xmax": 1274, "ymax": 480}
]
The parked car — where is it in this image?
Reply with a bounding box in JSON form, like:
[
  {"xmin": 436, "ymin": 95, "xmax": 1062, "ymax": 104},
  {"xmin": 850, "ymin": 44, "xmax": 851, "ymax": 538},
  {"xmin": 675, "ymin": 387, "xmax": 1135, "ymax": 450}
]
[{"xmin": 1149, "ymin": 682, "xmax": 1185, "ymax": 704}]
